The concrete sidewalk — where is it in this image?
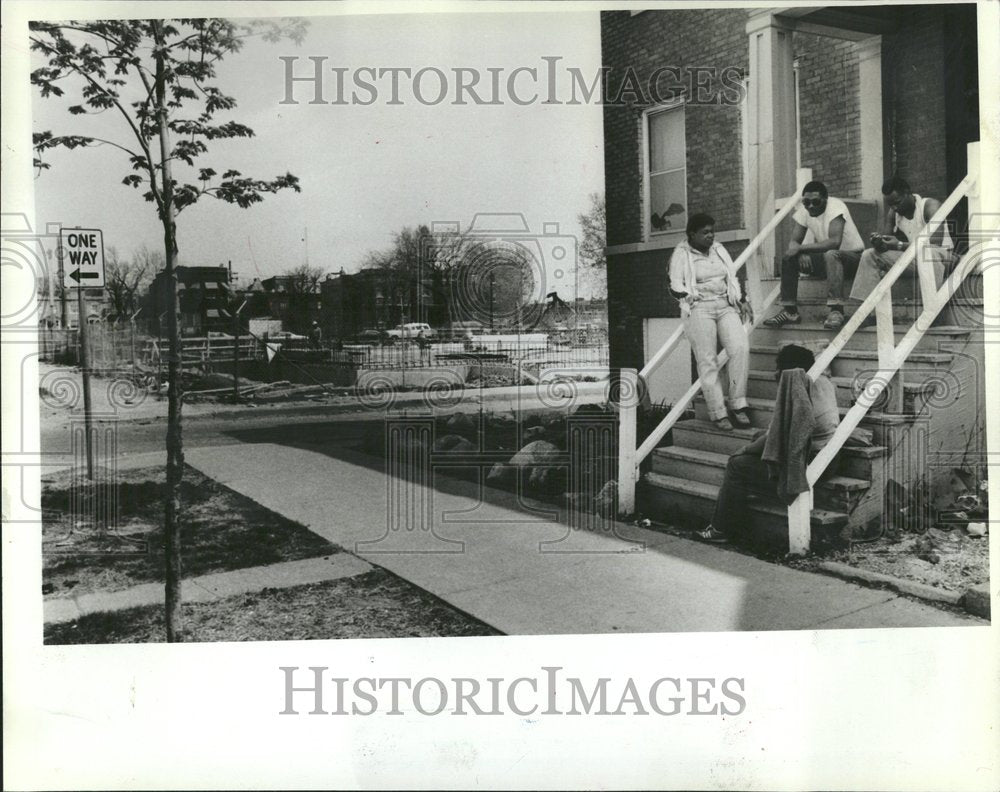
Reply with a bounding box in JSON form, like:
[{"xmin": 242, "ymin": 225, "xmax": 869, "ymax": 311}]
[
  {"xmin": 44, "ymin": 553, "xmax": 372, "ymax": 624},
  {"xmin": 185, "ymin": 443, "xmax": 983, "ymax": 633}
]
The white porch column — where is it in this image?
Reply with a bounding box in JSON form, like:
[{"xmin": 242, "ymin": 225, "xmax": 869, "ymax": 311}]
[
  {"xmin": 746, "ymin": 12, "xmax": 798, "ymax": 293},
  {"xmin": 856, "ymin": 36, "xmax": 884, "ymax": 198}
]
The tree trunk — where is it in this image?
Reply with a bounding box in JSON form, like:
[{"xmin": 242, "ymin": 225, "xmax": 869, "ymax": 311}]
[{"xmin": 154, "ymin": 21, "xmax": 185, "ymax": 642}]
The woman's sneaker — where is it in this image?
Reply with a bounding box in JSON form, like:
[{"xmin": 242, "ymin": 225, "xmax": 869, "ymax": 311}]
[
  {"xmin": 731, "ymin": 409, "xmax": 752, "ymax": 428},
  {"xmin": 763, "ymin": 309, "xmax": 801, "ymax": 327}
]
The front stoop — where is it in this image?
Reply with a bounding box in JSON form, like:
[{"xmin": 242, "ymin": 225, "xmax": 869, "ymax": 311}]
[{"xmin": 638, "ymin": 275, "xmax": 977, "ymax": 553}]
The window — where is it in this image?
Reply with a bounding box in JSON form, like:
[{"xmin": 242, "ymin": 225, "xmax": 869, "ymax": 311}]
[
  {"xmin": 645, "ymin": 103, "xmax": 687, "ymax": 237},
  {"xmin": 792, "ymin": 59, "xmax": 802, "ymax": 169}
]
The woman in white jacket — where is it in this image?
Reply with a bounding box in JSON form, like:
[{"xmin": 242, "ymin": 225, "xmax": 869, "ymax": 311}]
[{"xmin": 668, "ymin": 213, "xmax": 752, "ymax": 431}]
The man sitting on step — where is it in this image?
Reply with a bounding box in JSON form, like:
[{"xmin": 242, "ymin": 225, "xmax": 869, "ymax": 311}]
[
  {"xmin": 763, "ymin": 180, "xmax": 866, "ymax": 331},
  {"xmin": 697, "ymin": 344, "xmax": 839, "ymax": 544},
  {"xmin": 849, "ymin": 176, "xmax": 954, "ymax": 324}
]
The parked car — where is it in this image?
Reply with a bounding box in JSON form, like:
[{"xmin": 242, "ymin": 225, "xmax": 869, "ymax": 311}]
[
  {"xmin": 357, "ymin": 329, "xmax": 387, "ymax": 344},
  {"xmin": 386, "ymin": 322, "xmax": 436, "ymax": 339}
]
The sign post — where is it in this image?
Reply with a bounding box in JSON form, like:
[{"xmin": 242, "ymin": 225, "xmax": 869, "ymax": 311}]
[{"xmin": 61, "ymin": 228, "xmax": 106, "ymax": 481}]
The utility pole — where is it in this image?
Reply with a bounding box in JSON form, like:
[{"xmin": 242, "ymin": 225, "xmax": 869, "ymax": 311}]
[{"xmin": 233, "ymin": 299, "xmax": 247, "ymax": 402}]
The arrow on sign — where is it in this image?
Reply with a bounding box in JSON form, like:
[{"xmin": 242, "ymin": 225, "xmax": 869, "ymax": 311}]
[{"xmin": 69, "ymin": 269, "xmax": 101, "ymax": 283}]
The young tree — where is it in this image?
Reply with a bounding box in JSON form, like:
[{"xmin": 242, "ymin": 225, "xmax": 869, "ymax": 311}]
[
  {"xmin": 104, "ymin": 244, "xmax": 158, "ymax": 320},
  {"xmin": 577, "ymin": 192, "xmax": 607, "ymax": 297},
  {"xmin": 31, "ymin": 18, "xmax": 306, "ymax": 641},
  {"xmin": 363, "ymin": 224, "xmax": 435, "ymax": 325}
]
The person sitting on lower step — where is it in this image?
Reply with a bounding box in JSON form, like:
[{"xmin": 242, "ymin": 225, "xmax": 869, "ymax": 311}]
[{"xmin": 697, "ymin": 344, "xmax": 839, "ymax": 544}]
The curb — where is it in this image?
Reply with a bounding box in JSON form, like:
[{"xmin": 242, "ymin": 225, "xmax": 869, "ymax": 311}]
[
  {"xmin": 124, "ymin": 382, "xmax": 612, "ymax": 424},
  {"xmin": 43, "ymin": 554, "xmax": 373, "ymax": 625},
  {"xmin": 816, "ymin": 561, "xmax": 988, "ymax": 617}
]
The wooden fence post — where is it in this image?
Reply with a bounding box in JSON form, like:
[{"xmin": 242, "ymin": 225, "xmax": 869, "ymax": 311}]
[{"xmin": 616, "ymin": 367, "xmax": 638, "ymax": 517}]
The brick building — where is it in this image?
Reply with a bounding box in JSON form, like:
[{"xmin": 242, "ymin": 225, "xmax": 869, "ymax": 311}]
[
  {"xmin": 260, "ymin": 275, "xmax": 323, "ymax": 333},
  {"xmin": 601, "ymin": 5, "xmax": 979, "ymax": 386},
  {"xmin": 321, "ymin": 267, "xmax": 450, "ymax": 340},
  {"xmin": 603, "ymin": 6, "xmax": 986, "ymax": 547},
  {"xmin": 145, "ymin": 265, "xmax": 232, "ymax": 336}
]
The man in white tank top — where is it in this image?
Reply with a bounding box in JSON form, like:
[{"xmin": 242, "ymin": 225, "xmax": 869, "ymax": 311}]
[{"xmin": 849, "ymin": 176, "xmax": 955, "ymax": 311}]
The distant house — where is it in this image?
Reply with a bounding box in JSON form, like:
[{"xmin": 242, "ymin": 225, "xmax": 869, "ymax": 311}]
[
  {"xmin": 145, "ymin": 265, "xmax": 231, "ymax": 336},
  {"xmin": 36, "ymin": 282, "xmax": 107, "ymax": 328},
  {"xmin": 260, "ymin": 275, "xmax": 323, "ymax": 333},
  {"xmin": 321, "ymin": 267, "xmax": 448, "ymax": 339}
]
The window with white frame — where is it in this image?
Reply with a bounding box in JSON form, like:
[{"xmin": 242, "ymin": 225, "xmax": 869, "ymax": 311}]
[{"xmin": 645, "ymin": 103, "xmax": 687, "ymax": 237}]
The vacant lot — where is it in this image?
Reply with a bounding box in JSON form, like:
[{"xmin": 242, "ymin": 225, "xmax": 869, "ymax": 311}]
[
  {"xmin": 45, "ymin": 568, "xmax": 502, "ymax": 644},
  {"xmin": 42, "ymin": 464, "xmax": 337, "ymax": 599}
]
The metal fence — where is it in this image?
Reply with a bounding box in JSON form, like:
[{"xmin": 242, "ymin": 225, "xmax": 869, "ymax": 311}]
[
  {"xmin": 38, "ymin": 326, "xmax": 609, "ymax": 380},
  {"xmin": 276, "ymin": 338, "xmax": 609, "ymax": 373}
]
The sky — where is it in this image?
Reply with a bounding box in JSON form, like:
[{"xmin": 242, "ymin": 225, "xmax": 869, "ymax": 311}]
[{"xmin": 30, "ymin": 11, "xmax": 606, "ymax": 297}]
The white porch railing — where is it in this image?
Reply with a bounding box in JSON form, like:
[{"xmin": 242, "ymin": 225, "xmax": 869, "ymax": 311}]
[
  {"xmin": 617, "ymin": 166, "xmax": 813, "ymax": 514},
  {"xmin": 618, "ymin": 141, "xmax": 995, "ymax": 556},
  {"xmin": 786, "ymin": 141, "xmax": 994, "ymax": 554}
]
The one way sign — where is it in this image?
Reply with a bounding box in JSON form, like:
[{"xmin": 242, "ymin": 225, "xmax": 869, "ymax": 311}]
[{"xmin": 60, "ymin": 228, "xmax": 106, "ymax": 288}]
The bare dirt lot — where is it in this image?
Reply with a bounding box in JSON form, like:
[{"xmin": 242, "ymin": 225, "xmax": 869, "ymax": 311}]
[
  {"xmin": 42, "ymin": 464, "xmax": 337, "ymax": 598},
  {"xmin": 44, "ymin": 568, "xmax": 502, "ymax": 644}
]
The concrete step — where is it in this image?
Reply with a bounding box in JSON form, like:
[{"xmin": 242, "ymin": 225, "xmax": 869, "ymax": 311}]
[
  {"xmin": 641, "ymin": 471, "xmax": 849, "ymax": 551},
  {"xmin": 670, "ymin": 418, "xmax": 887, "ymax": 479},
  {"xmin": 650, "ymin": 446, "xmax": 869, "ymax": 512},
  {"xmin": 757, "ymin": 272, "xmax": 983, "ymax": 302},
  {"xmin": 749, "ymin": 344, "xmax": 953, "ymax": 379},
  {"xmin": 747, "ymin": 369, "xmax": 931, "ymax": 411},
  {"xmin": 758, "ymin": 296, "xmax": 985, "ymax": 324},
  {"xmin": 750, "ymin": 323, "xmax": 970, "ymax": 353},
  {"xmin": 693, "ymin": 395, "xmax": 917, "ymax": 442}
]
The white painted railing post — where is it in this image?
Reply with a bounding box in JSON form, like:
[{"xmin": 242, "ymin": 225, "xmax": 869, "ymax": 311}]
[
  {"xmin": 787, "ymin": 489, "xmax": 812, "ymax": 556},
  {"xmin": 874, "ymin": 291, "xmax": 903, "ymax": 412},
  {"xmin": 617, "ymin": 367, "xmax": 638, "ymax": 517},
  {"xmin": 967, "ymin": 141, "xmax": 982, "ymax": 237}
]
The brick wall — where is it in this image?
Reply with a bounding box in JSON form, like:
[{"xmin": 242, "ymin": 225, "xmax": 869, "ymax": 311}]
[
  {"xmin": 794, "ymin": 34, "xmax": 862, "ymax": 198},
  {"xmin": 601, "ymin": 5, "xmax": 962, "ymax": 357},
  {"xmin": 883, "ymin": 7, "xmax": 949, "ymax": 198},
  {"xmin": 601, "ymin": 9, "xmax": 749, "ymax": 247}
]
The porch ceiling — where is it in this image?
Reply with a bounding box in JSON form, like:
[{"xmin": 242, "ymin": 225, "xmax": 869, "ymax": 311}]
[{"xmin": 776, "ymin": 6, "xmax": 900, "ymax": 40}]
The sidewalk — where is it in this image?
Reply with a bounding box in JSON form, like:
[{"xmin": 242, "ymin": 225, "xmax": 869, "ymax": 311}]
[
  {"xmin": 182, "ymin": 442, "xmax": 983, "ymax": 633},
  {"xmin": 44, "ymin": 554, "xmax": 372, "ymax": 625}
]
